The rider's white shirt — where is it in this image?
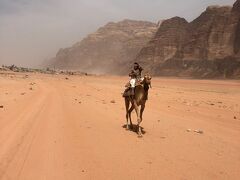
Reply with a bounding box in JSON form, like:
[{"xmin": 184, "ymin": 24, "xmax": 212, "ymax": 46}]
[{"xmin": 129, "ymin": 77, "xmax": 144, "ymax": 88}]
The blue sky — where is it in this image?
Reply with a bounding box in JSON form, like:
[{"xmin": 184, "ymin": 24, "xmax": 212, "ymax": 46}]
[{"xmin": 0, "ymin": 0, "xmax": 236, "ymax": 67}]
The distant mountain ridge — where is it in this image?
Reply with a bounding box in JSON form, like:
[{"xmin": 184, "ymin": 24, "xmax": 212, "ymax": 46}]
[
  {"xmin": 50, "ymin": 19, "xmax": 157, "ymax": 74},
  {"xmin": 50, "ymin": 0, "xmax": 240, "ymax": 78}
]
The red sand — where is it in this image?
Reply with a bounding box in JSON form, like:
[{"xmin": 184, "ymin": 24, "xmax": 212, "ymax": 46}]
[{"xmin": 0, "ymin": 72, "xmax": 240, "ymax": 180}]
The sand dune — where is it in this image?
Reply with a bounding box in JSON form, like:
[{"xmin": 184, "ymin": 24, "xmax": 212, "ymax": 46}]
[{"xmin": 0, "ymin": 72, "xmax": 240, "ymax": 180}]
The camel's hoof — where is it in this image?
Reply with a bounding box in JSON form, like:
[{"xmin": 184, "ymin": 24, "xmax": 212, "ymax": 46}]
[{"xmin": 138, "ymin": 134, "xmax": 143, "ymax": 138}]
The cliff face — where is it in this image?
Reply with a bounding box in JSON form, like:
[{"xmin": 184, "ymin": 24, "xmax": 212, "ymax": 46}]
[
  {"xmin": 233, "ymin": 0, "xmax": 240, "ymax": 57},
  {"xmin": 51, "ymin": 20, "xmax": 157, "ymax": 74},
  {"xmin": 185, "ymin": 6, "xmax": 233, "ymax": 60},
  {"xmin": 135, "ymin": 17, "xmax": 188, "ymax": 71},
  {"xmin": 136, "ymin": 0, "xmax": 240, "ymax": 78}
]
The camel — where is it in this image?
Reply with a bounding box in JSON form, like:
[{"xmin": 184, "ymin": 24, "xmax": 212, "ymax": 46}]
[{"xmin": 124, "ymin": 75, "xmax": 152, "ymax": 137}]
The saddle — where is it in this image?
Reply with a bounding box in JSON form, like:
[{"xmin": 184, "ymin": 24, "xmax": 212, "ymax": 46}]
[
  {"xmin": 122, "ymin": 79, "xmax": 143, "ymax": 97},
  {"xmin": 122, "ymin": 87, "xmax": 133, "ymax": 97}
]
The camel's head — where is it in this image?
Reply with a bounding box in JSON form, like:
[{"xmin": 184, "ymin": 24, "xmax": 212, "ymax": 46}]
[{"xmin": 144, "ymin": 74, "xmax": 152, "ymax": 87}]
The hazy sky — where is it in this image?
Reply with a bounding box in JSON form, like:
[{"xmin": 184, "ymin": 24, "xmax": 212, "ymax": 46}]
[{"xmin": 0, "ymin": 0, "xmax": 236, "ymax": 67}]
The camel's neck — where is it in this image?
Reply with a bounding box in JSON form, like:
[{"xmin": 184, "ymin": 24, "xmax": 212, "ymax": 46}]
[
  {"xmin": 143, "ymin": 82, "xmax": 149, "ymax": 92},
  {"xmin": 135, "ymin": 83, "xmax": 149, "ymax": 102}
]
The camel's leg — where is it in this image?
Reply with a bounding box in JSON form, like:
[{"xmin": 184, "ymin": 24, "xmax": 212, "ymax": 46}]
[
  {"xmin": 125, "ymin": 98, "xmax": 130, "ymax": 130},
  {"xmin": 128, "ymin": 104, "xmax": 134, "ymax": 129},
  {"xmin": 133, "ymin": 101, "xmax": 142, "ymax": 137},
  {"xmin": 140, "ymin": 102, "xmax": 146, "ymax": 122}
]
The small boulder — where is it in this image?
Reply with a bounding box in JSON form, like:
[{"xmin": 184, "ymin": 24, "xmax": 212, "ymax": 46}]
[
  {"xmin": 110, "ymin": 100, "xmax": 116, "ymax": 104},
  {"xmin": 194, "ymin": 130, "xmax": 204, "ymax": 134}
]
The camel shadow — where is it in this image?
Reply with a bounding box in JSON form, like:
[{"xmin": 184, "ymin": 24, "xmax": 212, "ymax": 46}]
[{"xmin": 122, "ymin": 124, "xmax": 146, "ymax": 135}]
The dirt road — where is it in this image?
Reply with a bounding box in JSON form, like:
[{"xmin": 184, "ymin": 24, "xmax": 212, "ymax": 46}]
[{"xmin": 0, "ymin": 72, "xmax": 240, "ymax": 180}]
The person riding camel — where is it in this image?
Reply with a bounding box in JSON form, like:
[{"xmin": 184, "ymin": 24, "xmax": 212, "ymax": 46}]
[{"xmin": 123, "ymin": 62, "xmax": 143, "ymax": 97}]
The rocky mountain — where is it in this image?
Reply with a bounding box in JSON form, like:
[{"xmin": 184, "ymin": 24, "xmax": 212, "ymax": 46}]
[
  {"xmin": 50, "ymin": 20, "xmax": 157, "ymax": 74},
  {"xmin": 135, "ymin": 0, "xmax": 240, "ymax": 78},
  {"xmin": 50, "ymin": 0, "xmax": 240, "ymax": 78}
]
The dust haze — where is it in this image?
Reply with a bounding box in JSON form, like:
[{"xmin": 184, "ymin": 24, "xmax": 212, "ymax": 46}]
[{"xmin": 0, "ymin": 0, "xmax": 235, "ymax": 68}]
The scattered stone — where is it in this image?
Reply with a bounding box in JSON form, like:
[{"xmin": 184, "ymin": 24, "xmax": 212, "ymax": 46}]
[
  {"xmin": 234, "ymin": 116, "xmax": 237, "ymax": 119},
  {"xmin": 29, "ymin": 87, "xmax": 33, "ymax": 90},
  {"xmin": 0, "ymin": 105, "xmax": 3, "ymax": 108},
  {"xmin": 79, "ymin": 101, "xmax": 82, "ymax": 104},
  {"xmin": 23, "ymin": 75, "xmax": 29, "ymax": 79},
  {"xmin": 110, "ymin": 100, "xmax": 116, "ymax": 104},
  {"xmin": 210, "ymin": 103, "xmax": 215, "ymax": 106},
  {"xmin": 158, "ymin": 120, "xmax": 160, "ymax": 122},
  {"xmin": 194, "ymin": 130, "xmax": 204, "ymax": 134},
  {"xmin": 65, "ymin": 77, "xmax": 69, "ymax": 80},
  {"xmin": 186, "ymin": 129, "xmax": 192, "ymax": 132},
  {"xmin": 21, "ymin": 93, "xmax": 26, "ymax": 95}
]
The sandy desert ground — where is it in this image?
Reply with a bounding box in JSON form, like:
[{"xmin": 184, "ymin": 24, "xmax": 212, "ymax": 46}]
[{"xmin": 0, "ymin": 71, "xmax": 240, "ymax": 180}]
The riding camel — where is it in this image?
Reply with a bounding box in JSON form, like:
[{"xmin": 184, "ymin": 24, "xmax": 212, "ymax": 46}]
[{"xmin": 123, "ymin": 74, "xmax": 152, "ymax": 137}]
